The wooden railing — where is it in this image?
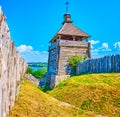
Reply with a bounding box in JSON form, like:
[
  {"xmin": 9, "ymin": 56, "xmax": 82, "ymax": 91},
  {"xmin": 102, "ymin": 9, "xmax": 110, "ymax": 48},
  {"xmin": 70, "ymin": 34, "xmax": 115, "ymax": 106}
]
[
  {"xmin": 59, "ymin": 40, "xmax": 89, "ymax": 48},
  {"xmin": 49, "ymin": 40, "xmax": 90, "ymax": 50}
]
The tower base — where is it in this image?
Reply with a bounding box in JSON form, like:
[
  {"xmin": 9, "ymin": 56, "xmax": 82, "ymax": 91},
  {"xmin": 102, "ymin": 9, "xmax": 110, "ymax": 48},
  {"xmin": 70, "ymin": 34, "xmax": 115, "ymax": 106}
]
[{"xmin": 45, "ymin": 72, "xmax": 70, "ymax": 88}]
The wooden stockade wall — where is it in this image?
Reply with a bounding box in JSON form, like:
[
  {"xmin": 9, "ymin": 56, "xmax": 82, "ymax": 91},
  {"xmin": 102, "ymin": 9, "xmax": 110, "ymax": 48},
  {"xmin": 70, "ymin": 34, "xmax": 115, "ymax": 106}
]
[{"xmin": 77, "ymin": 54, "xmax": 120, "ymax": 75}]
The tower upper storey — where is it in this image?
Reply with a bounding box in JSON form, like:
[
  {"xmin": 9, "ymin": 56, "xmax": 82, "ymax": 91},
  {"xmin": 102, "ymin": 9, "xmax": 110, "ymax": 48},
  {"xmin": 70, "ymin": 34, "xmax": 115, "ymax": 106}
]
[{"xmin": 49, "ymin": 2, "xmax": 90, "ymax": 43}]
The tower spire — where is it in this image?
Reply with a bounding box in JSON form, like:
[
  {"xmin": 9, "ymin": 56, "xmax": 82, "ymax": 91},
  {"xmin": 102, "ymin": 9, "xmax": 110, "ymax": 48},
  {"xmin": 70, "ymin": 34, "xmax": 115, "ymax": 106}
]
[
  {"xmin": 66, "ymin": 2, "xmax": 69, "ymax": 14},
  {"xmin": 62, "ymin": 2, "xmax": 72, "ymax": 24}
]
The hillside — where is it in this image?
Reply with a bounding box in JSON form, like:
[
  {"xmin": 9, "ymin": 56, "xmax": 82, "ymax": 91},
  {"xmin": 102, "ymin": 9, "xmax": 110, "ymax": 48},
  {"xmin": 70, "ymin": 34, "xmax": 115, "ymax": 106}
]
[
  {"xmin": 48, "ymin": 73, "xmax": 120, "ymax": 117},
  {"xmin": 8, "ymin": 73, "xmax": 120, "ymax": 117},
  {"xmin": 8, "ymin": 80, "xmax": 96, "ymax": 117}
]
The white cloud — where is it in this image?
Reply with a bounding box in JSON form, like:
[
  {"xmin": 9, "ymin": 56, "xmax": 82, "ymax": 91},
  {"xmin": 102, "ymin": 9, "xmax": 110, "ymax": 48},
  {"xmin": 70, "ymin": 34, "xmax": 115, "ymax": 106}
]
[
  {"xmin": 91, "ymin": 42, "xmax": 112, "ymax": 57},
  {"xmin": 90, "ymin": 40, "xmax": 100, "ymax": 45},
  {"xmin": 101, "ymin": 43, "xmax": 111, "ymax": 51},
  {"xmin": 91, "ymin": 49, "xmax": 99, "ymax": 53},
  {"xmin": 17, "ymin": 45, "xmax": 48, "ymax": 62},
  {"xmin": 17, "ymin": 45, "xmax": 33, "ymax": 53},
  {"xmin": 89, "ymin": 40, "xmax": 100, "ymax": 49},
  {"xmin": 91, "ymin": 49, "xmax": 99, "ymax": 56},
  {"xmin": 114, "ymin": 42, "xmax": 120, "ymax": 50},
  {"xmin": 101, "ymin": 43, "xmax": 108, "ymax": 49}
]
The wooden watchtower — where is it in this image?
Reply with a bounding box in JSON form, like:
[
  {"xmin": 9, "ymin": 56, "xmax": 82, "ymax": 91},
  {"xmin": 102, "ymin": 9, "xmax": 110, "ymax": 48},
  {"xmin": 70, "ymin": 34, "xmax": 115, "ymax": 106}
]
[{"xmin": 46, "ymin": 3, "xmax": 91, "ymax": 88}]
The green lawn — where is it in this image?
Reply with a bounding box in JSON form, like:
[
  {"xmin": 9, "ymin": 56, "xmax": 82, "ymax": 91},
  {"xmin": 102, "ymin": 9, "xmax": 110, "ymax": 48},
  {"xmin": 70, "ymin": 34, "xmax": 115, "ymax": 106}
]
[
  {"xmin": 8, "ymin": 73, "xmax": 120, "ymax": 117},
  {"xmin": 8, "ymin": 80, "xmax": 95, "ymax": 117},
  {"xmin": 48, "ymin": 73, "xmax": 120, "ymax": 117}
]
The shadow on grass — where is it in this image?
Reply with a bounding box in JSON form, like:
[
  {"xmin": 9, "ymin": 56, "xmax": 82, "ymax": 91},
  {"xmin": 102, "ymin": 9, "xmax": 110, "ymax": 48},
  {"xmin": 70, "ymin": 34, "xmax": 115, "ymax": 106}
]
[{"xmin": 38, "ymin": 85, "xmax": 52, "ymax": 92}]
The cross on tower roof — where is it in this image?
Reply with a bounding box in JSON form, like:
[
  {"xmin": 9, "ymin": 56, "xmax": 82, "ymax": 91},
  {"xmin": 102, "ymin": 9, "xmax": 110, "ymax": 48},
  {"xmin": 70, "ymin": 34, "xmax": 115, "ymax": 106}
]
[{"xmin": 66, "ymin": 2, "xmax": 69, "ymax": 13}]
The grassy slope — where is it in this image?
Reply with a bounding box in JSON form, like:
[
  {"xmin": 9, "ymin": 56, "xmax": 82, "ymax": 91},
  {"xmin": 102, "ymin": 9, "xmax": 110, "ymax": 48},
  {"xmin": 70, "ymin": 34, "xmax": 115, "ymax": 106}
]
[
  {"xmin": 8, "ymin": 80, "xmax": 95, "ymax": 117},
  {"xmin": 48, "ymin": 73, "xmax": 120, "ymax": 117}
]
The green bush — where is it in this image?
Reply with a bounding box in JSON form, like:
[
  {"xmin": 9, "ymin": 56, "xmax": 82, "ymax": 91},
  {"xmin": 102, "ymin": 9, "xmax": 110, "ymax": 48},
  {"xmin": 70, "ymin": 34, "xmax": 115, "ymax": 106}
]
[
  {"xmin": 32, "ymin": 67, "xmax": 47, "ymax": 79},
  {"xmin": 26, "ymin": 67, "xmax": 33, "ymax": 74},
  {"xmin": 68, "ymin": 55, "xmax": 87, "ymax": 74},
  {"xmin": 26, "ymin": 67, "xmax": 47, "ymax": 79}
]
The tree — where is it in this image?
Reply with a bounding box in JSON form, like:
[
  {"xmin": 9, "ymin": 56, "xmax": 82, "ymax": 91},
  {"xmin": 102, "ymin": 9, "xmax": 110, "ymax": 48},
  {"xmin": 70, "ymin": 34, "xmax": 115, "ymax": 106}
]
[
  {"xmin": 68, "ymin": 55, "xmax": 87, "ymax": 74},
  {"xmin": 26, "ymin": 67, "xmax": 33, "ymax": 74},
  {"xmin": 32, "ymin": 67, "xmax": 47, "ymax": 79},
  {"xmin": 26, "ymin": 67, "xmax": 47, "ymax": 79}
]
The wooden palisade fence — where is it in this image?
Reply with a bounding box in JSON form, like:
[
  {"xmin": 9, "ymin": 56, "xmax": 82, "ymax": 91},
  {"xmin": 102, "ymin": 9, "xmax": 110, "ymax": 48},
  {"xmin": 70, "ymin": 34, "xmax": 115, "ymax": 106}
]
[{"xmin": 77, "ymin": 54, "xmax": 120, "ymax": 75}]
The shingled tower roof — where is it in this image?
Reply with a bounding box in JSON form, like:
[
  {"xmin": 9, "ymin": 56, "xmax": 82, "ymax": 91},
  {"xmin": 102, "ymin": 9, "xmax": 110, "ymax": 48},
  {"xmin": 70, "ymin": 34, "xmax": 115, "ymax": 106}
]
[
  {"xmin": 58, "ymin": 23, "xmax": 89, "ymax": 37},
  {"xmin": 50, "ymin": 3, "xmax": 90, "ymax": 43}
]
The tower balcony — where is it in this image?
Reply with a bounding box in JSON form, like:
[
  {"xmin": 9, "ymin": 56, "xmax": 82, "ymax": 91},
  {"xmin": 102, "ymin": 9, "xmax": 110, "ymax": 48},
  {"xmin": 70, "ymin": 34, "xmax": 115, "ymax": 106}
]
[
  {"xmin": 49, "ymin": 39, "xmax": 91, "ymax": 51},
  {"xmin": 59, "ymin": 40, "xmax": 90, "ymax": 48}
]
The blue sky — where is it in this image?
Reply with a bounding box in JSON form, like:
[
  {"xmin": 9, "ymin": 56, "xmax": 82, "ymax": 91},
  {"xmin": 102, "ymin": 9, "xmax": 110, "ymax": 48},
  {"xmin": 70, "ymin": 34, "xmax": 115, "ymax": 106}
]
[{"xmin": 0, "ymin": 0, "xmax": 120, "ymax": 62}]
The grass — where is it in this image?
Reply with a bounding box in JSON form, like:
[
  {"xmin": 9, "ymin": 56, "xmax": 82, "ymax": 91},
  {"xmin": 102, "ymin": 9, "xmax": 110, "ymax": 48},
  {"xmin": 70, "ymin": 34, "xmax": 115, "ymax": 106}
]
[
  {"xmin": 48, "ymin": 73, "xmax": 120, "ymax": 117},
  {"xmin": 8, "ymin": 80, "xmax": 96, "ymax": 117}
]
